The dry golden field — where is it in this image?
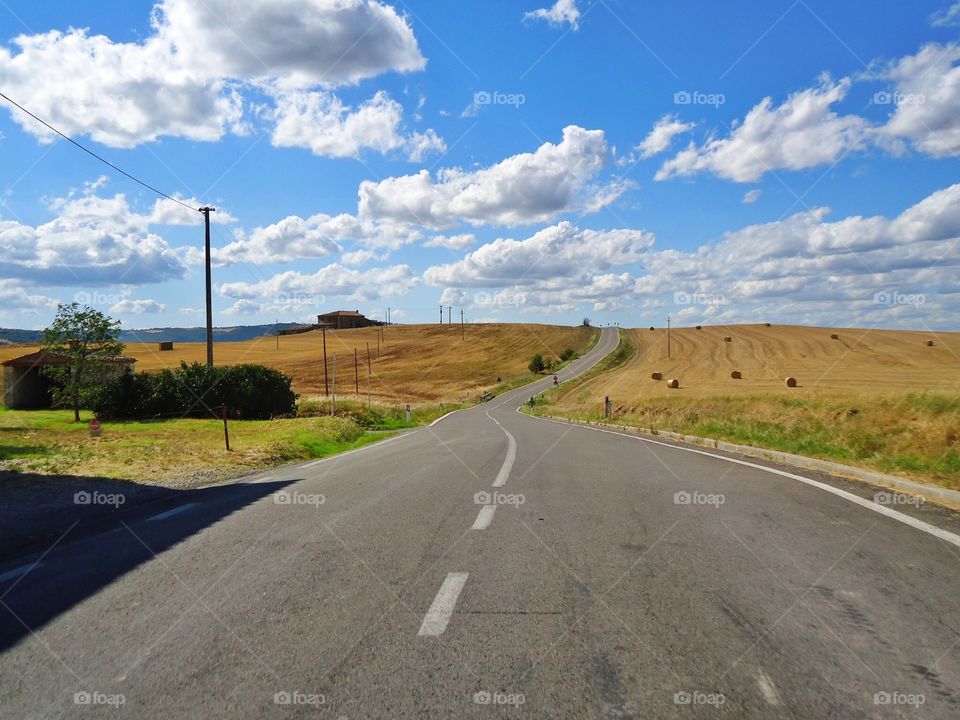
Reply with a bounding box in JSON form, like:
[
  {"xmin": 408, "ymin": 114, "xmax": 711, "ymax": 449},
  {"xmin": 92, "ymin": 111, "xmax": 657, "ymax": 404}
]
[
  {"xmin": 553, "ymin": 324, "xmax": 960, "ymax": 405},
  {"xmin": 539, "ymin": 324, "xmax": 960, "ymax": 489},
  {"xmin": 0, "ymin": 323, "xmax": 599, "ymax": 404}
]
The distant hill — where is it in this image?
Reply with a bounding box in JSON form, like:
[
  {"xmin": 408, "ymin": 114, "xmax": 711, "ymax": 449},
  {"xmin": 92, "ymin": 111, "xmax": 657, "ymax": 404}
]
[{"xmin": 0, "ymin": 323, "xmax": 303, "ymax": 346}]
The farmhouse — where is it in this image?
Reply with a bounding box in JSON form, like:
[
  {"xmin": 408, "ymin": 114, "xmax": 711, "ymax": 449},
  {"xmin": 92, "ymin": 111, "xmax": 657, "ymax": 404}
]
[
  {"xmin": 2, "ymin": 350, "xmax": 136, "ymax": 410},
  {"xmin": 317, "ymin": 310, "xmax": 381, "ymax": 330}
]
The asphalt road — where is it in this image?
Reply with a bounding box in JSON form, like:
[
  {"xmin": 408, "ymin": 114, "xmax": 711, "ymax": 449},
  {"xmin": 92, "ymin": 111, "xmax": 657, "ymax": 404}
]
[{"xmin": 2, "ymin": 327, "xmax": 960, "ymax": 718}]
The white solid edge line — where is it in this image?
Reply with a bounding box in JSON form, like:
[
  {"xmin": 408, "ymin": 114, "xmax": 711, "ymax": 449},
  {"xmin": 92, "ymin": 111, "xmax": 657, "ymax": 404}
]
[
  {"xmin": 430, "ymin": 408, "xmax": 466, "ymax": 427},
  {"xmin": 522, "ymin": 412, "xmax": 960, "ymax": 549},
  {"xmin": 147, "ymin": 502, "xmax": 201, "ymax": 522},
  {"xmin": 418, "ymin": 572, "xmax": 469, "ymax": 636},
  {"xmin": 472, "ymin": 505, "xmax": 496, "ymax": 530},
  {"xmin": 0, "ymin": 562, "xmax": 42, "ymax": 583}
]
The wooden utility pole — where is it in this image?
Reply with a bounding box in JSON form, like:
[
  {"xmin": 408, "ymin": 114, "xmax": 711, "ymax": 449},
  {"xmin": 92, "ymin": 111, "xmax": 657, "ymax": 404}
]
[
  {"xmin": 200, "ymin": 206, "xmax": 216, "ymax": 367},
  {"xmin": 354, "ymin": 348, "xmax": 359, "ymax": 395},
  {"xmin": 460, "ymin": 308, "xmax": 464, "ymax": 341},
  {"xmin": 667, "ymin": 315, "xmax": 672, "ymax": 359},
  {"xmin": 440, "ymin": 305, "xmax": 443, "ymax": 324},
  {"xmin": 331, "ymin": 352, "xmax": 337, "ymax": 415},
  {"xmin": 448, "ymin": 306, "xmax": 452, "ymax": 324},
  {"xmin": 322, "ymin": 328, "xmax": 329, "ymax": 396}
]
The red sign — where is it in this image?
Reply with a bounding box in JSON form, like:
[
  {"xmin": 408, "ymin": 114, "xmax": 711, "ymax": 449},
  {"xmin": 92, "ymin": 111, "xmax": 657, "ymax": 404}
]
[{"xmin": 89, "ymin": 419, "xmax": 102, "ymax": 436}]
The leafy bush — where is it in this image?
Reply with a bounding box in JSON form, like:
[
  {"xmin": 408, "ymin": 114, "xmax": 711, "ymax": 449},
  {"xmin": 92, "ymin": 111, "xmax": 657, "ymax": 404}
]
[
  {"xmin": 560, "ymin": 348, "xmax": 575, "ymax": 361},
  {"xmin": 528, "ymin": 354, "xmax": 546, "ymax": 374},
  {"xmin": 93, "ymin": 362, "xmax": 297, "ymax": 420}
]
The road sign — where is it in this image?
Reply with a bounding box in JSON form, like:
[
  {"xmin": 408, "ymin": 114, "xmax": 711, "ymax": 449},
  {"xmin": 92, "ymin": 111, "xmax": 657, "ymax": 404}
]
[{"xmin": 89, "ymin": 419, "xmax": 102, "ymax": 437}]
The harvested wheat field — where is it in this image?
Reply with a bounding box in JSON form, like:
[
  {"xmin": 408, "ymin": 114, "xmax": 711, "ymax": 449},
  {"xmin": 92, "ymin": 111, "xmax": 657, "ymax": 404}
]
[
  {"xmin": 0, "ymin": 323, "xmax": 598, "ymax": 404},
  {"xmin": 541, "ymin": 324, "xmax": 960, "ymax": 489}
]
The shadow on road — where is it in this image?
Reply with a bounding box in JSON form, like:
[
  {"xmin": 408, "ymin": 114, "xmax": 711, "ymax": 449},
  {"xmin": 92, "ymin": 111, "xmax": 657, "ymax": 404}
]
[{"xmin": 0, "ymin": 474, "xmax": 295, "ymax": 651}]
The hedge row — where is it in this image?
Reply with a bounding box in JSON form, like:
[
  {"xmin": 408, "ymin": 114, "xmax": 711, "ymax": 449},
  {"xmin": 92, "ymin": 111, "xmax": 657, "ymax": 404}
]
[{"xmin": 93, "ymin": 362, "xmax": 298, "ymax": 420}]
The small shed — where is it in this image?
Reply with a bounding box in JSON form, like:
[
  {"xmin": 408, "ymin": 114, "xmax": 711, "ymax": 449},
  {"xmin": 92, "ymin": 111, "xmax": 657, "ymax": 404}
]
[{"xmin": 2, "ymin": 351, "xmax": 137, "ymax": 410}]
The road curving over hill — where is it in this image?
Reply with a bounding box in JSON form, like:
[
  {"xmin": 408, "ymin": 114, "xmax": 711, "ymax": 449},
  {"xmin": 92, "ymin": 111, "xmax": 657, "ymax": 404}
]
[{"xmin": 2, "ymin": 327, "xmax": 960, "ymax": 718}]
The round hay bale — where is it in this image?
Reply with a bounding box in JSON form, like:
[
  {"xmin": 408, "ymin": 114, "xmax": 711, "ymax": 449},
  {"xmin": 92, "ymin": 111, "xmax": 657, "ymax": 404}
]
[
  {"xmin": 724, "ymin": 336, "xmax": 732, "ymax": 342},
  {"xmin": 651, "ymin": 372, "xmax": 663, "ymax": 380},
  {"xmin": 785, "ymin": 376, "xmax": 798, "ymax": 388},
  {"xmin": 695, "ymin": 325, "xmax": 702, "ymax": 330},
  {"xmin": 649, "ymin": 326, "xmax": 655, "ymax": 331},
  {"xmin": 830, "ymin": 333, "xmax": 839, "ymax": 340},
  {"xmin": 926, "ymin": 340, "xmax": 935, "ymax": 347},
  {"xmin": 731, "ymin": 370, "xmax": 742, "ymax": 379},
  {"xmin": 666, "ymin": 378, "xmax": 680, "ymax": 389},
  {"xmin": 765, "ymin": 322, "xmax": 771, "ymax": 327}
]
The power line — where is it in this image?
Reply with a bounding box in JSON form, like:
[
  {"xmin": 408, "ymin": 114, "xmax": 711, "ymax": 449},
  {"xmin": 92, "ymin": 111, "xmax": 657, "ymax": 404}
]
[{"xmin": 0, "ymin": 90, "xmax": 199, "ymax": 213}]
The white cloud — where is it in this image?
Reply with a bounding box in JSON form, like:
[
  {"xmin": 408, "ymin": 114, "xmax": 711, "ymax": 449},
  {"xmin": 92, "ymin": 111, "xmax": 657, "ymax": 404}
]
[
  {"xmin": 341, "ymin": 249, "xmax": 382, "ymax": 265},
  {"xmin": 423, "ymin": 221, "xmax": 654, "ymax": 287},
  {"xmin": 157, "ymin": 0, "xmax": 425, "ymax": 89},
  {"xmin": 270, "ymin": 90, "xmax": 444, "ymax": 160},
  {"xmin": 218, "ymin": 264, "xmax": 419, "ymax": 306},
  {"xmin": 0, "ymin": 0, "xmax": 425, "ymax": 148},
  {"xmin": 223, "ymin": 299, "xmax": 261, "ymax": 316},
  {"xmin": 878, "ymin": 43, "xmax": 960, "ymax": 158},
  {"xmin": 657, "ymin": 78, "xmax": 870, "ymax": 182},
  {"xmin": 110, "ymin": 299, "xmax": 166, "ymax": 314},
  {"xmin": 359, "ymin": 126, "xmax": 623, "ymax": 228},
  {"xmin": 636, "ymin": 114, "xmax": 695, "ymax": 159},
  {"xmin": 931, "ymin": 2, "xmax": 960, "ymax": 26},
  {"xmin": 524, "ymin": 0, "xmax": 581, "ymax": 30},
  {"xmin": 0, "ymin": 191, "xmax": 186, "ymax": 285},
  {"xmin": 0, "ymin": 281, "xmax": 59, "ymax": 312},
  {"xmin": 742, "ymin": 189, "xmax": 763, "ymax": 204},
  {"xmin": 424, "ymin": 233, "xmax": 476, "ymax": 250}
]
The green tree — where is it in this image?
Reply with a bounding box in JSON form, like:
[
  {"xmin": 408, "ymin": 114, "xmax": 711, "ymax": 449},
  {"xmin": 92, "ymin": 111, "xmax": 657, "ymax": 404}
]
[
  {"xmin": 41, "ymin": 303, "xmax": 125, "ymax": 421},
  {"xmin": 581, "ymin": 317, "xmax": 591, "ymax": 327},
  {"xmin": 528, "ymin": 353, "xmax": 546, "ymax": 374}
]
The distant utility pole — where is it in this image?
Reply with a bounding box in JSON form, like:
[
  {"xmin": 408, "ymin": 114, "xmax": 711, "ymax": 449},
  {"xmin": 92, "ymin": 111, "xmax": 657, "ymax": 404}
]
[
  {"xmin": 667, "ymin": 315, "xmax": 672, "ymax": 359},
  {"xmin": 331, "ymin": 352, "xmax": 337, "ymax": 415},
  {"xmin": 440, "ymin": 305, "xmax": 443, "ymax": 324},
  {"xmin": 448, "ymin": 306, "xmax": 452, "ymax": 324},
  {"xmin": 460, "ymin": 308, "xmax": 464, "ymax": 341},
  {"xmin": 322, "ymin": 327, "xmax": 329, "ymax": 397},
  {"xmin": 200, "ymin": 206, "xmax": 216, "ymax": 367},
  {"xmin": 376, "ymin": 329, "xmax": 380, "ymax": 358},
  {"xmin": 275, "ymin": 317, "xmax": 279, "ymax": 350},
  {"xmin": 354, "ymin": 348, "xmax": 359, "ymax": 395}
]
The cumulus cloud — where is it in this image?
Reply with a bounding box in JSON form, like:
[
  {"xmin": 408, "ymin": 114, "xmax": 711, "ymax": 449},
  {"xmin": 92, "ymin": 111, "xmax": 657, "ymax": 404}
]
[
  {"xmin": 208, "ymin": 213, "xmax": 421, "ymax": 266},
  {"xmin": 742, "ymin": 189, "xmax": 763, "ymax": 204},
  {"xmin": 0, "ymin": 0, "xmax": 428, "ymax": 148},
  {"xmin": 110, "ymin": 299, "xmax": 166, "ymax": 314},
  {"xmin": 0, "ymin": 191, "xmax": 187, "ymax": 285},
  {"xmin": 657, "ymin": 78, "xmax": 870, "ymax": 183},
  {"xmin": 424, "ymin": 233, "xmax": 476, "ymax": 250},
  {"xmin": 359, "ymin": 126, "xmax": 624, "ymax": 228},
  {"xmin": 524, "ymin": 0, "xmax": 581, "ymax": 30},
  {"xmin": 0, "ymin": 281, "xmax": 59, "ymax": 312},
  {"xmin": 423, "ymin": 221, "xmax": 654, "ymax": 287},
  {"xmin": 218, "ymin": 264, "xmax": 419, "ymax": 309},
  {"xmin": 931, "ymin": 2, "xmax": 960, "ymax": 27},
  {"xmin": 636, "ymin": 115, "xmax": 695, "ymax": 159},
  {"xmin": 270, "ymin": 90, "xmax": 445, "ymax": 160},
  {"xmin": 878, "ymin": 43, "xmax": 960, "ymax": 158}
]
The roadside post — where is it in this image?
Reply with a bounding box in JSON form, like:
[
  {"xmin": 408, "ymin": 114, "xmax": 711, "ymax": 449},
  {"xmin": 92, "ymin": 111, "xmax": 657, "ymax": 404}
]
[
  {"xmin": 220, "ymin": 404, "xmax": 230, "ymax": 451},
  {"xmin": 405, "ymin": 404, "xmax": 411, "ymax": 423},
  {"xmin": 89, "ymin": 419, "xmax": 102, "ymax": 438},
  {"xmin": 604, "ymin": 396, "xmax": 612, "ymax": 418}
]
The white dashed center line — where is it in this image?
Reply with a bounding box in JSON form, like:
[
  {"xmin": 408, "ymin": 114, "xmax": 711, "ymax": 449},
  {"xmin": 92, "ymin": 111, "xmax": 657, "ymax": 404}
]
[
  {"xmin": 148, "ymin": 502, "xmax": 201, "ymax": 522},
  {"xmin": 418, "ymin": 572, "xmax": 469, "ymax": 637},
  {"xmin": 472, "ymin": 505, "xmax": 496, "ymax": 530}
]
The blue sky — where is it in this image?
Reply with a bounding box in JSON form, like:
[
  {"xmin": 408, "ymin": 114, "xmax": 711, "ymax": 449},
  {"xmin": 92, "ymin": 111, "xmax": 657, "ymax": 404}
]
[{"xmin": 1, "ymin": 0, "xmax": 958, "ymax": 330}]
